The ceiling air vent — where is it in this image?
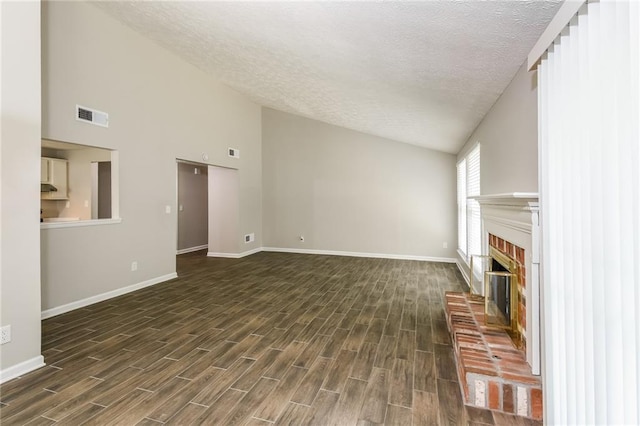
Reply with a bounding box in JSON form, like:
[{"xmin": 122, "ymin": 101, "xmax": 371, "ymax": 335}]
[{"xmin": 76, "ymin": 105, "xmax": 109, "ymax": 128}]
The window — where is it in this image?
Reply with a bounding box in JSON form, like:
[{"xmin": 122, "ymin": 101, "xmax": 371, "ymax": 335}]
[
  {"xmin": 457, "ymin": 144, "xmax": 481, "ymax": 263},
  {"xmin": 457, "ymin": 159, "xmax": 467, "ymax": 255}
]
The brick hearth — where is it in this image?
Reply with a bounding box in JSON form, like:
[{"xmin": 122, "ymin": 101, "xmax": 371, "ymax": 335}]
[{"xmin": 444, "ymin": 292, "xmax": 542, "ymax": 420}]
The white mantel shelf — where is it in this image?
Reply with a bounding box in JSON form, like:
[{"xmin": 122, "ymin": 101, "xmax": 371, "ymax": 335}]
[{"xmin": 470, "ymin": 192, "xmax": 539, "ymax": 209}]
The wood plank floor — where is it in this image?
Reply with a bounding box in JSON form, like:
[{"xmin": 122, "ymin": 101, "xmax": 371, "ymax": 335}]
[{"xmin": 0, "ymin": 251, "xmax": 542, "ymax": 425}]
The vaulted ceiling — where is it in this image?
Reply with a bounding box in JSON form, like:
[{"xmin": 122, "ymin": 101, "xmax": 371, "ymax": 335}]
[{"xmin": 94, "ymin": 1, "xmax": 562, "ymax": 154}]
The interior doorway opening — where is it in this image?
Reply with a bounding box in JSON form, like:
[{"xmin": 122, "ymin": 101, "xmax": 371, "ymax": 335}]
[{"xmin": 176, "ymin": 160, "xmax": 209, "ymax": 255}]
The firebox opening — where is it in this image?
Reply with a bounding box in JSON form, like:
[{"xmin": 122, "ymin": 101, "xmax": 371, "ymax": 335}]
[
  {"xmin": 491, "ymin": 259, "xmax": 510, "ymax": 322},
  {"xmin": 483, "ymin": 245, "xmax": 521, "ymax": 348}
]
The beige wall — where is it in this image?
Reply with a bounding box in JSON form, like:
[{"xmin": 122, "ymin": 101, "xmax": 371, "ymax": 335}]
[
  {"xmin": 456, "ymin": 60, "xmax": 538, "ymax": 277},
  {"xmin": 262, "ymin": 108, "xmax": 457, "ymax": 260},
  {"xmin": 0, "ymin": 1, "xmax": 43, "ymax": 375},
  {"xmin": 177, "ymin": 162, "xmax": 208, "ymax": 251},
  {"xmin": 41, "ymin": 1, "xmax": 262, "ymax": 312},
  {"xmin": 457, "ymin": 61, "xmax": 539, "ymax": 194}
]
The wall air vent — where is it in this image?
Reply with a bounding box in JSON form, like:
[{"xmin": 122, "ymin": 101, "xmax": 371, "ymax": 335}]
[
  {"xmin": 76, "ymin": 105, "xmax": 109, "ymax": 128},
  {"xmin": 244, "ymin": 233, "xmax": 255, "ymax": 243},
  {"xmin": 228, "ymin": 148, "xmax": 240, "ymax": 159}
]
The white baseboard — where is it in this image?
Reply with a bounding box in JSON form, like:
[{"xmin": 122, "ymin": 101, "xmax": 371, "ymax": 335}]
[
  {"xmin": 41, "ymin": 272, "xmax": 178, "ymax": 320},
  {"xmin": 207, "ymin": 247, "xmax": 261, "ymax": 259},
  {"xmin": 0, "ymin": 355, "xmax": 46, "ymax": 384},
  {"xmin": 262, "ymin": 247, "xmax": 456, "ymax": 263},
  {"xmin": 177, "ymin": 245, "xmax": 208, "ymax": 255}
]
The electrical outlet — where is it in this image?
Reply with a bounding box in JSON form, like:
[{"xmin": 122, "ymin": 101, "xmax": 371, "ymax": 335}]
[
  {"xmin": 0, "ymin": 325, "xmax": 11, "ymax": 345},
  {"xmin": 131, "ymin": 261, "xmax": 138, "ymax": 272},
  {"xmin": 299, "ymin": 235, "xmax": 305, "ymax": 242},
  {"xmin": 443, "ymin": 242, "xmax": 448, "ymax": 249}
]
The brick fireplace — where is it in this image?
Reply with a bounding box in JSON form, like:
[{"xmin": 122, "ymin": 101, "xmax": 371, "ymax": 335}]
[
  {"xmin": 450, "ymin": 193, "xmax": 541, "ymax": 418},
  {"xmin": 469, "ymin": 192, "xmax": 540, "ymax": 374}
]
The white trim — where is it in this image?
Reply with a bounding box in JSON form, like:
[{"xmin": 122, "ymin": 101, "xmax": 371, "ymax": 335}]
[
  {"xmin": 262, "ymin": 247, "xmax": 456, "ymax": 263},
  {"xmin": 177, "ymin": 244, "xmax": 208, "ymax": 255},
  {"xmin": 471, "ymin": 192, "xmax": 539, "ymax": 209},
  {"xmin": 456, "ymin": 255, "xmax": 471, "ymax": 286},
  {"xmin": 41, "ymin": 273, "xmax": 178, "ymax": 319},
  {"xmin": 528, "ymin": 0, "xmax": 586, "ymax": 70},
  {"xmin": 0, "ymin": 356, "xmax": 46, "ymax": 384},
  {"xmin": 40, "ymin": 217, "xmax": 122, "ymax": 230},
  {"xmin": 207, "ymin": 247, "xmax": 261, "ymax": 259},
  {"xmin": 481, "ymin": 214, "xmax": 535, "ymax": 235}
]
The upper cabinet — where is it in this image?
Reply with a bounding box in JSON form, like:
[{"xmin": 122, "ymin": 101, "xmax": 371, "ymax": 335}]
[
  {"xmin": 41, "ymin": 157, "xmax": 68, "ymax": 200},
  {"xmin": 41, "ymin": 158, "xmax": 50, "ymax": 183}
]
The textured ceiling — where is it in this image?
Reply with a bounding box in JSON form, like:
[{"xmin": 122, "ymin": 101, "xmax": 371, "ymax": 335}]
[{"xmin": 94, "ymin": 1, "xmax": 562, "ymax": 154}]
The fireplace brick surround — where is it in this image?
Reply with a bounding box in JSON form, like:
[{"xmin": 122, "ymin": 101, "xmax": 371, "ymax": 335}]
[
  {"xmin": 489, "ymin": 233, "xmax": 527, "ymax": 351},
  {"xmin": 452, "ymin": 193, "xmax": 541, "ymax": 419}
]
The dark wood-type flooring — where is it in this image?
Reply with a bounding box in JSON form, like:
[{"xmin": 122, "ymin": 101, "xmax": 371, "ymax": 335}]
[{"xmin": 0, "ymin": 251, "xmax": 542, "ymax": 425}]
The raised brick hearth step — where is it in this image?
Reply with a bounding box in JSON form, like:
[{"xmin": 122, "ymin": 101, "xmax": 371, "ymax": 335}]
[{"xmin": 444, "ymin": 291, "xmax": 542, "ymax": 420}]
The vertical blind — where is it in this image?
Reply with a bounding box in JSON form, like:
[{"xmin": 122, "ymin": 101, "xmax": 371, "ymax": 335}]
[
  {"xmin": 537, "ymin": 1, "xmax": 639, "ymax": 424},
  {"xmin": 457, "ymin": 144, "xmax": 481, "ymax": 266}
]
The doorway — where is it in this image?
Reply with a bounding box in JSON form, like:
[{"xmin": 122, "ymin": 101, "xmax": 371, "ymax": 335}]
[{"xmin": 176, "ymin": 160, "xmax": 209, "ymax": 254}]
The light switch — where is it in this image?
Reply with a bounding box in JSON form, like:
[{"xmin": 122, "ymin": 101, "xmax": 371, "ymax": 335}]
[
  {"xmin": 84, "ymin": 200, "xmax": 89, "ymax": 207},
  {"xmin": 165, "ymin": 205, "xmax": 171, "ymax": 214}
]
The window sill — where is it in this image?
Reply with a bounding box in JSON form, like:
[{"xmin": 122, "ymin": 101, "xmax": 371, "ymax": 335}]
[{"xmin": 40, "ymin": 218, "xmax": 122, "ymax": 230}]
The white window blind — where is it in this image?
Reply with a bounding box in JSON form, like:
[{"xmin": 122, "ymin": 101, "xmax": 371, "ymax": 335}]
[
  {"xmin": 457, "ymin": 144, "xmax": 481, "ymax": 264},
  {"xmin": 457, "ymin": 159, "xmax": 467, "ymax": 255},
  {"xmin": 467, "ymin": 145, "xmax": 481, "ymax": 263}
]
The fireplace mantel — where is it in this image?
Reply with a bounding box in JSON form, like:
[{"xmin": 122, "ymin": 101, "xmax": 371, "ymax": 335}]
[
  {"xmin": 471, "ymin": 193, "xmax": 539, "ymax": 236},
  {"xmin": 470, "ymin": 192, "xmax": 539, "ymax": 209}
]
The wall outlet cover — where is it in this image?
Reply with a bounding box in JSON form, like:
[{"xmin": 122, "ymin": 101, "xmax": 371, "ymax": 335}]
[{"xmin": 0, "ymin": 325, "xmax": 11, "ymax": 345}]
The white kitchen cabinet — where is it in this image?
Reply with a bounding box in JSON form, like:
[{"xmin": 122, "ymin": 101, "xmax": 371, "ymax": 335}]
[
  {"xmin": 41, "ymin": 157, "xmax": 68, "ymax": 200},
  {"xmin": 41, "ymin": 158, "xmax": 50, "ymax": 183}
]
